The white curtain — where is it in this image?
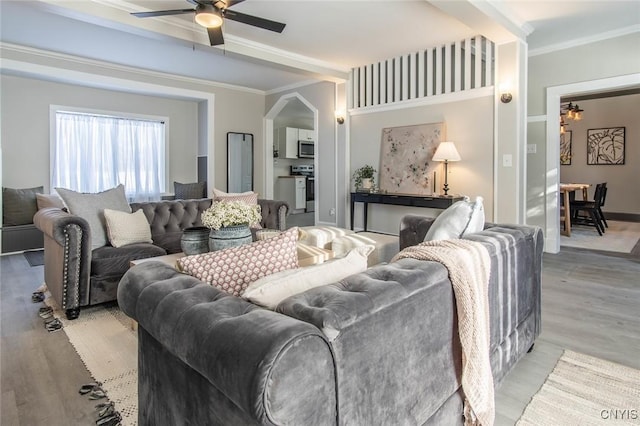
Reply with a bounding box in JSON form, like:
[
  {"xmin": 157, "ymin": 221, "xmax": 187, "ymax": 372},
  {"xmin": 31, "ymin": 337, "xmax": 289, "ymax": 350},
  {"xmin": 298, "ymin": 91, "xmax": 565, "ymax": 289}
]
[{"xmin": 53, "ymin": 112, "xmax": 165, "ymax": 202}]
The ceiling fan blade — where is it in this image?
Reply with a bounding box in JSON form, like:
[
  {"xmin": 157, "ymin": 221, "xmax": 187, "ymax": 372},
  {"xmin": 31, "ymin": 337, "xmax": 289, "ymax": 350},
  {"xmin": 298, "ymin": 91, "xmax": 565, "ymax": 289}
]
[
  {"xmin": 207, "ymin": 26, "xmax": 225, "ymax": 46},
  {"xmin": 131, "ymin": 9, "xmax": 195, "ymax": 18},
  {"xmin": 223, "ymin": 10, "xmax": 286, "ymax": 33}
]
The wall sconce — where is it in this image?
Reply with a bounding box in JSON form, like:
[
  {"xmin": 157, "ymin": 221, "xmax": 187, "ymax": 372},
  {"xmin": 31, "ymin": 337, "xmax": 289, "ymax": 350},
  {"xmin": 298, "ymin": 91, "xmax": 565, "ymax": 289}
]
[
  {"xmin": 499, "ymin": 82, "xmax": 512, "ymax": 104},
  {"xmin": 432, "ymin": 141, "xmax": 461, "ymax": 196},
  {"xmin": 335, "ymin": 110, "xmax": 345, "ymax": 125}
]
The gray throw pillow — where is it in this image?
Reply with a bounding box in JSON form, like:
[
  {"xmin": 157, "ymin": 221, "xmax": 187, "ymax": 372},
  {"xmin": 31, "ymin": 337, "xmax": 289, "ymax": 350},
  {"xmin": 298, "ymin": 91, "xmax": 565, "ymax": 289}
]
[
  {"xmin": 2, "ymin": 186, "xmax": 44, "ymax": 226},
  {"xmin": 56, "ymin": 185, "xmax": 131, "ymax": 249},
  {"xmin": 174, "ymin": 181, "xmax": 206, "ymax": 199}
]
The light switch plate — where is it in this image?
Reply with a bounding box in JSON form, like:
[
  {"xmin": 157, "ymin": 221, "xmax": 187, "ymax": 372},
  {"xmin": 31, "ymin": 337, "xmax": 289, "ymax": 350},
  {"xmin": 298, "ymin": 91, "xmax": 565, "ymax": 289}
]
[
  {"xmin": 503, "ymin": 154, "xmax": 513, "ymax": 167},
  {"xmin": 527, "ymin": 144, "xmax": 537, "ymax": 154}
]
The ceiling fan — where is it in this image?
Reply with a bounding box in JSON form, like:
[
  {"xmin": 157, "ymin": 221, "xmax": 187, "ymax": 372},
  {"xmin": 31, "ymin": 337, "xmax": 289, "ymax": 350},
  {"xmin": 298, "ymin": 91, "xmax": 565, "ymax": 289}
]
[{"xmin": 131, "ymin": 0, "xmax": 286, "ymax": 46}]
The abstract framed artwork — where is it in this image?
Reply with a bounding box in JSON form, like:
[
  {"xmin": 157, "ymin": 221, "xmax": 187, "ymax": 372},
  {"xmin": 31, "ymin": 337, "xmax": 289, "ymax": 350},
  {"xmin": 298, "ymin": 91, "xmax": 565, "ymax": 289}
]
[
  {"xmin": 560, "ymin": 131, "xmax": 572, "ymax": 165},
  {"xmin": 379, "ymin": 122, "xmax": 444, "ymax": 195},
  {"xmin": 587, "ymin": 127, "xmax": 625, "ymax": 165}
]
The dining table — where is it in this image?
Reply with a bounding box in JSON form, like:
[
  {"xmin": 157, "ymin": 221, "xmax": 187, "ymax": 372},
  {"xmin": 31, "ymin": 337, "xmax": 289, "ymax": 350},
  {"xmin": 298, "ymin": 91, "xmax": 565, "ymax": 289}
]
[{"xmin": 559, "ymin": 183, "xmax": 591, "ymax": 237}]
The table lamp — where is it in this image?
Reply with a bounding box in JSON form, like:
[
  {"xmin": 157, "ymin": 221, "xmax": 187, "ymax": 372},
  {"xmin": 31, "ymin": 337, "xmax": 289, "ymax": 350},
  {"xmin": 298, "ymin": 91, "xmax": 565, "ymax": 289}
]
[{"xmin": 432, "ymin": 141, "xmax": 461, "ymax": 196}]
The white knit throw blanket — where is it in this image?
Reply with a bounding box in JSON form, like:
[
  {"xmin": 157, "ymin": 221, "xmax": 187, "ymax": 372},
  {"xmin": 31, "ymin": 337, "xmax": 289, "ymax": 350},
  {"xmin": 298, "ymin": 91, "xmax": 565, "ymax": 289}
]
[{"xmin": 392, "ymin": 239, "xmax": 495, "ymax": 426}]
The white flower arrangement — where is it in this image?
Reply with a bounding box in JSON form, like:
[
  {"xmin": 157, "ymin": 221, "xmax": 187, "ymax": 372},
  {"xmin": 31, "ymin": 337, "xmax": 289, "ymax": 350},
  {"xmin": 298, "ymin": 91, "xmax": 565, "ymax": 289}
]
[{"xmin": 201, "ymin": 201, "xmax": 262, "ymax": 230}]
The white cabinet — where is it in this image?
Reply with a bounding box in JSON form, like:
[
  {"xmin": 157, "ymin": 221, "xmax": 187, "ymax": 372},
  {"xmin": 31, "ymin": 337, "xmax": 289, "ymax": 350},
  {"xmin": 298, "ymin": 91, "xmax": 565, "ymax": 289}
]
[
  {"xmin": 276, "ymin": 176, "xmax": 306, "ymax": 212},
  {"xmin": 276, "ymin": 127, "xmax": 314, "ymax": 159},
  {"xmin": 298, "ymin": 129, "xmax": 314, "ymax": 142},
  {"xmin": 277, "ymin": 127, "xmax": 299, "ymax": 159}
]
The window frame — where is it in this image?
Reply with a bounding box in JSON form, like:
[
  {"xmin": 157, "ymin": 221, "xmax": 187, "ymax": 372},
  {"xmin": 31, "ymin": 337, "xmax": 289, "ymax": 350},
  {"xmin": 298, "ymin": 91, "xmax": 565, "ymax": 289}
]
[{"xmin": 49, "ymin": 105, "xmax": 170, "ymax": 196}]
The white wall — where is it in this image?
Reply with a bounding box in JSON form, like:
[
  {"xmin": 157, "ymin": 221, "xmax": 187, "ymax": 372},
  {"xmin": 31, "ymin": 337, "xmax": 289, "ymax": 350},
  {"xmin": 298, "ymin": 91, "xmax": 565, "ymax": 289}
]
[
  {"xmin": 1, "ymin": 74, "xmax": 197, "ymax": 192},
  {"xmin": 0, "ymin": 46, "xmax": 268, "ymax": 199},
  {"xmin": 559, "ymin": 94, "xmax": 640, "ymax": 215},
  {"xmin": 349, "ymin": 95, "xmax": 494, "ymax": 234}
]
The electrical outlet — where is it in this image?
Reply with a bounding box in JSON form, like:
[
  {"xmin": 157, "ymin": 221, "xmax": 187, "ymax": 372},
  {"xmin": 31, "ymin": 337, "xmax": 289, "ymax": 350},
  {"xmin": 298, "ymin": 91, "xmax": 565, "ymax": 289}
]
[
  {"xmin": 503, "ymin": 154, "xmax": 513, "ymax": 167},
  {"xmin": 329, "ymin": 208, "xmax": 336, "ymax": 216},
  {"xmin": 527, "ymin": 144, "xmax": 537, "ymax": 154}
]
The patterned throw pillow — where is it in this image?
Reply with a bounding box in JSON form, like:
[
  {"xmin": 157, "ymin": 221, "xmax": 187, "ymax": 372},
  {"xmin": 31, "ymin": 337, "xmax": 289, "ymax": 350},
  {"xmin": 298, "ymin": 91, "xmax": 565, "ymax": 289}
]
[
  {"xmin": 212, "ymin": 188, "xmax": 258, "ymax": 205},
  {"xmin": 177, "ymin": 227, "xmax": 299, "ymax": 297},
  {"xmin": 104, "ymin": 209, "xmax": 153, "ymax": 247},
  {"xmin": 174, "ymin": 182, "xmax": 206, "ymax": 199}
]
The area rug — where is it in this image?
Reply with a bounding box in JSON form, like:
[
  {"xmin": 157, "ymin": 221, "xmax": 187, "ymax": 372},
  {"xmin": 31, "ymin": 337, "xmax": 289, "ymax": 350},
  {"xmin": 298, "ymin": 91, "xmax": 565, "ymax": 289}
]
[
  {"xmin": 45, "ymin": 298, "xmax": 138, "ymax": 426},
  {"xmin": 23, "ymin": 249, "xmax": 44, "ymax": 266},
  {"xmin": 517, "ymin": 350, "xmax": 640, "ymax": 425},
  {"xmin": 561, "ymin": 220, "xmax": 640, "ymax": 254}
]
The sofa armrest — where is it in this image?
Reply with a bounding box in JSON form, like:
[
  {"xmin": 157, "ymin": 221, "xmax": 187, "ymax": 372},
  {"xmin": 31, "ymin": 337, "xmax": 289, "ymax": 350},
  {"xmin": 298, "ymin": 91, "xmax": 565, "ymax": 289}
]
[
  {"xmin": 118, "ymin": 263, "xmax": 336, "ymax": 425},
  {"xmin": 33, "ymin": 208, "xmax": 92, "ymax": 315},
  {"xmin": 399, "ymin": 214, "xmax": 436, "ymax": 250},
  {"xmin": 258, "ymin": 199, "xmax": 289, "ymax": 231}
]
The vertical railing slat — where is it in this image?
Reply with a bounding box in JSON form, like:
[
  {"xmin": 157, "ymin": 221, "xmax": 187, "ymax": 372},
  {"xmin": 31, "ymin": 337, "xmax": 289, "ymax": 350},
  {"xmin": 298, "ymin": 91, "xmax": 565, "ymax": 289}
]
[
  {"xmin": 474, "ymin": 37, "xmax": 482, "ymax": 89},
  {"xmin": 359, "ymin": 65, "xmax": 366, "ymax": 107},
  {"xmin": 387, "ymin": 59, "xmax": 394, "ymax": 103},
  {"xmin": 373, "ymin": 62, "xmax": 379, "ymax": 106},
  {"xmin": 435, "ymin": 46, "xmax": 443, "ymax": 95},
  {"xmin": 426, "ymin": 47, "xmax": 433, "ymax": 97},
  {"xmin": 454, "ymin": 40, "xmax": 462, "ymax": 92},
  {"xmin": 418, "ymin": 50, "xmax": 425, "ymax": 98},
  {"xmin": 394, "ymin": 56, "xmax": 401, "ymax": 102},
  {"xmin": 464, "ymin": 37, "xmax": 472, "ymax": 91},
  {"xmin": 485, "ymin": 40, "xmax": 493, "ymax": 87}
]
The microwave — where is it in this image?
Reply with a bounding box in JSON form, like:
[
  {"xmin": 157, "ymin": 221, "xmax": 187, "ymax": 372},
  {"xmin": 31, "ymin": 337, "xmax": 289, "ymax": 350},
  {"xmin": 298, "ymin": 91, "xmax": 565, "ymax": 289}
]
[{"xmin": 298, "ymin": 140, "xmax": 314, "ymax": 158}]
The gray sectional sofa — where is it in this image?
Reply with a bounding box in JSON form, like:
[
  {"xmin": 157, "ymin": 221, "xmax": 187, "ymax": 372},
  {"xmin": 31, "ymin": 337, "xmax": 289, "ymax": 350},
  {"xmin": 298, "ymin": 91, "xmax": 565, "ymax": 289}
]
[
  {"xmin": 118, "ymin": 215, "xmax": 543, "ymax": 425},
  {"xmin": 33, "ymin": 198, "xmax": 289, "ymax": 320}
]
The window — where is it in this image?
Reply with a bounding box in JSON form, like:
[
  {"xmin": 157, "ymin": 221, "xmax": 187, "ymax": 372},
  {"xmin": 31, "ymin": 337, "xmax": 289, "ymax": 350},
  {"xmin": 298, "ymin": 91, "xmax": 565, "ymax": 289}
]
[{"xmin": 52, "ymin": 109, "xmax": 166, "ymax": 202}]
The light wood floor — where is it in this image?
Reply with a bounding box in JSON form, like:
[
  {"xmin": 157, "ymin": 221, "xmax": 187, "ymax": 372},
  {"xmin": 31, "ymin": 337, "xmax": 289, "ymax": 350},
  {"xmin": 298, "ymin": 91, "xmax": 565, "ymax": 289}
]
[{"xmin": 2, "ymin": 245, "xmax": 639, "ymax": 425}]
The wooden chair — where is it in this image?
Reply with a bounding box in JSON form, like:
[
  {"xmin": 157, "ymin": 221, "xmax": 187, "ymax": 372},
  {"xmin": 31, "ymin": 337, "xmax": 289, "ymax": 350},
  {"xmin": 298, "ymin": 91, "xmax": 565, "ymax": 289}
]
[{"xmin": 570, "ymin": 183, "xmax": 606, "ymax": 235}]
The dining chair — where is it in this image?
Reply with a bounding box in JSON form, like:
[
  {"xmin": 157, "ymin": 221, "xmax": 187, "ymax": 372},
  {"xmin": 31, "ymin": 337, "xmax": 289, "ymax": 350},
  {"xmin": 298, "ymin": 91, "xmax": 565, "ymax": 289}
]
[{"xmin": 570, "ymin": 183, "xmax": 606, "ymax": 235}]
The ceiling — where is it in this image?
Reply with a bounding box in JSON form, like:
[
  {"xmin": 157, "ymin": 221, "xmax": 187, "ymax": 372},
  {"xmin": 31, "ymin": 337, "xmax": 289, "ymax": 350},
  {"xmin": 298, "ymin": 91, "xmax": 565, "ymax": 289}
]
[{"xmin": 1, "ymin": 0, "xmax": 638, "ymax": 92}]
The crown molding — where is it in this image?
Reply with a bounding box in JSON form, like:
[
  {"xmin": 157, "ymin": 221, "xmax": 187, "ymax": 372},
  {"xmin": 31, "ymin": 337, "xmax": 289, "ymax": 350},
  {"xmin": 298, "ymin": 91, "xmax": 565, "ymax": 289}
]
[
  {"xmin": 0, "ymin": 42, "xmax": 265, "ymax": 95},
  {"xmin": 529, "ymin": 25, "xmax": 640, "ymax": 57}
]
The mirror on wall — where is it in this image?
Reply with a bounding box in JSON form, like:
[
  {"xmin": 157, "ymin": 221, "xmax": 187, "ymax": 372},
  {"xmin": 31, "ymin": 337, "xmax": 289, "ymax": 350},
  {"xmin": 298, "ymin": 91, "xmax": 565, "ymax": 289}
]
[{"xmin": 227, "ymin": 132, "xmax": 254, "ymax": 192}]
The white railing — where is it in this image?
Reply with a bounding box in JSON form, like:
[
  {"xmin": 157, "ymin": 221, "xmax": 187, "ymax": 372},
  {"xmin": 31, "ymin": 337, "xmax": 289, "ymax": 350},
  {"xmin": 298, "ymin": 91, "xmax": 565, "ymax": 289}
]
[{"xmin": 349, "ymin": 36, "xmax": 494, "ymax": 109}]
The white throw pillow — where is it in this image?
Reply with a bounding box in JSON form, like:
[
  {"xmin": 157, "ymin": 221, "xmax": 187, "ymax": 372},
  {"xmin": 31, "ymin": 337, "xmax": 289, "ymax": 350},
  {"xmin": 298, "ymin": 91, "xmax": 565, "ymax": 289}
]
[
  {"xmin": 242, "ymin": 244, "xmax": 374, "ymax": 309},
  {"xmin": 424, "ymin": 196, "xmax": 485, "ymax": 241},
  {"xmin": 104, "ymin": 208, "xmax": 153, "ymax": 247},
  {"xmin": 298, "ymin": 226, "xmax": 355, "ymax": 249}
]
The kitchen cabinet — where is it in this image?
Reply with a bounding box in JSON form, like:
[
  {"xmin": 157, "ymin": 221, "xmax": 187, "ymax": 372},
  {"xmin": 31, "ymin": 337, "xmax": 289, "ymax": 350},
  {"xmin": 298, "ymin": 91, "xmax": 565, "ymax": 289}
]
[
  {"xmin": 298, "ymin": 129, "xmax": 314, "ymax": 142},
  {"xmin": 276, "ymin": 176, "xmax": 306, "ymax": 212},
  {"xmin": 276, "ymin": 127, "xmax": 314, "ymax": 159}
]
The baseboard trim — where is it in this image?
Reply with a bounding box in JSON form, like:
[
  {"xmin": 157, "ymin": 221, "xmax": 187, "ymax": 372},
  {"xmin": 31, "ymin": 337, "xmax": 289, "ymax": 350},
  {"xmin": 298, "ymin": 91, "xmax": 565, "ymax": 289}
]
[{"xmin": 604, "ymin": 212, "xmax": 640, "ymax": 222}]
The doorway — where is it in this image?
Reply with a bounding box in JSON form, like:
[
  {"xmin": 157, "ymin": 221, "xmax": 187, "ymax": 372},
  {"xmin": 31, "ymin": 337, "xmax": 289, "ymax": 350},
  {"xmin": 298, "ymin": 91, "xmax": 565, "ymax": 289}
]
[
  {"xmin": 264, "ymin": 93, "xmax": 319, "ymax": 227},
  {"xmin": 544, "ymin": 73, "xmax": 640, "ymax": 254}
]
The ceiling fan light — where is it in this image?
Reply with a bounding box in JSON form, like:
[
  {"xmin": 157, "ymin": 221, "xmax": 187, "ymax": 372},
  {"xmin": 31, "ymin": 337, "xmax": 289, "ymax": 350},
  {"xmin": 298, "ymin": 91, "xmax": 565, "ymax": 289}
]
[{"xmin": 195, "ymin": 5, "xmax": 223, "ymax": 28}]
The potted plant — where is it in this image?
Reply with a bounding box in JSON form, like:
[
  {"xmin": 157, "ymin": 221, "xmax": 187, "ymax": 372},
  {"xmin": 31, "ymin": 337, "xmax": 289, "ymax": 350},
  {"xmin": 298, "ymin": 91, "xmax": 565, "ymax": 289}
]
[
  {"xmin": 352, "ymin": 164, "xmax": 377, "ymax": 190},
  {"xmin": 201, "ymin": 201, "xmax": 262, "ymax": 251}
]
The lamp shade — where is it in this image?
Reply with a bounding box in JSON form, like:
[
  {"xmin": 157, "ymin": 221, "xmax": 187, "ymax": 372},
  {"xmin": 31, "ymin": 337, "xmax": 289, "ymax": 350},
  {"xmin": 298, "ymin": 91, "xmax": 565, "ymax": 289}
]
[{"xmin": 432, "ymin": 141, "xmax": 461, "ymax": 162}]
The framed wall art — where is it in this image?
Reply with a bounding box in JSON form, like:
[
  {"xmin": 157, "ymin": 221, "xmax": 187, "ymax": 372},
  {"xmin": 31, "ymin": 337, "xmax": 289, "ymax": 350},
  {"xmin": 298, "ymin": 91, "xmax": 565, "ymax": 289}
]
[
  {"xmin": 379, "ymin": 122, "xmax": 444, "ymax": 194},
  {"xmin": 587, "ymin": 127, "xmax": 625, "ymax": 165},
  {"xmin": 560, "ymin": 131, "xmax": 572, "ymax": 165}
]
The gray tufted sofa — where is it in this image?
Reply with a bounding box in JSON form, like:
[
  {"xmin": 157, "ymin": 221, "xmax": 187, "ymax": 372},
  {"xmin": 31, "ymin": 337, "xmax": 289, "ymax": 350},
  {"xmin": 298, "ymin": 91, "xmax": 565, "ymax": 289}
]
[
  {"xmin": 118, "ymin": 215, "xmax": 543, "ymax": 425},
  {"xmin": 34, "ymin": 198, "xmax": 289, "ymax": 320}
]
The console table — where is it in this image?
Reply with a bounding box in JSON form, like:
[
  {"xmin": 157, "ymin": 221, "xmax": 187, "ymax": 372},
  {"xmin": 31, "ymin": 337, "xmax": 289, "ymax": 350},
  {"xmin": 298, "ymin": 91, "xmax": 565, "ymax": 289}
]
[{"xmin": 350, "ymin": 192, "xmax": 462, "ymax": 231}]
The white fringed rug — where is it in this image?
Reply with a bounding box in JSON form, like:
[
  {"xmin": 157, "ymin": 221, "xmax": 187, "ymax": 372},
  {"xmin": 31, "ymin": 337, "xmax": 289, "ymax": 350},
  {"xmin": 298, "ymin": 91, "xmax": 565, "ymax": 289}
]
[
  {"xmin": 517, "ymin": 350, "xmax": 640, "ymax": 426},
  {"xmin": 46, "ymin": 298, "xmax": 138, "ymax": 426}
]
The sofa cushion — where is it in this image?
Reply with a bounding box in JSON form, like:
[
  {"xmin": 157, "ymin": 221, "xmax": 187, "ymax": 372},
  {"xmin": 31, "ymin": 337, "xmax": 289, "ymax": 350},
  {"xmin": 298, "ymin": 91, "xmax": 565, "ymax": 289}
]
[
  {"xmin": 424, "ymin": 196, "xmax": 484, "ymax": 241},
  {"xmin": 174, "ymin": 181, "xmax": 206, "ymax": 199},
  {"xmin": 242, "ymin": 245, "xmax": 373, "ymax": 309},
  {"xmin": 104, "ymin": 208, "xmax": 153, "ymax": 248},
  {"xmin": 331, "ymin": 232, "xmax": 399, "ymax": 266},
  {"xmin": 177, "ymin": 227, "xmax": 299, "ymax": 297},
  {"xmin": 2, "ymin": 186, "xmax": 43, "ymax": 226},
  {"xmin": 299, "ymin": 226, "xmax": 355, "ymax": 249},
  {"xmin": 36, "ymin": 193, "xmax": 65, "ymax": 210},
  {"xmin": 91, "ymin": 243, "xmax": 166, "ymax": 278},
  {"xmin": 56, "ymin": 185, "xmax": 131, "ymax": 249},
  {"xmin": 212, "ymin": 188, "xmax": 259, "ymax": 205}
]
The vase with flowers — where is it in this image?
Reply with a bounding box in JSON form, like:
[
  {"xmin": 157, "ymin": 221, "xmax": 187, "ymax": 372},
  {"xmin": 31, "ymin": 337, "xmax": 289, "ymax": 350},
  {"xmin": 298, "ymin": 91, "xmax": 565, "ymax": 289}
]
[{"xmin": 201, "ymin": 201, "xmax": 262, "ymax": 251}]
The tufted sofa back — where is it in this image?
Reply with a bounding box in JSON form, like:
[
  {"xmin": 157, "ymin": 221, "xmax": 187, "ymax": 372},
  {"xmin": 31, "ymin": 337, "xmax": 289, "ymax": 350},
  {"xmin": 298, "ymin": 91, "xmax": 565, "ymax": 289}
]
[{"xmin": 131, "ymin": 199, "xmax": 213, "ymax": 253}]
